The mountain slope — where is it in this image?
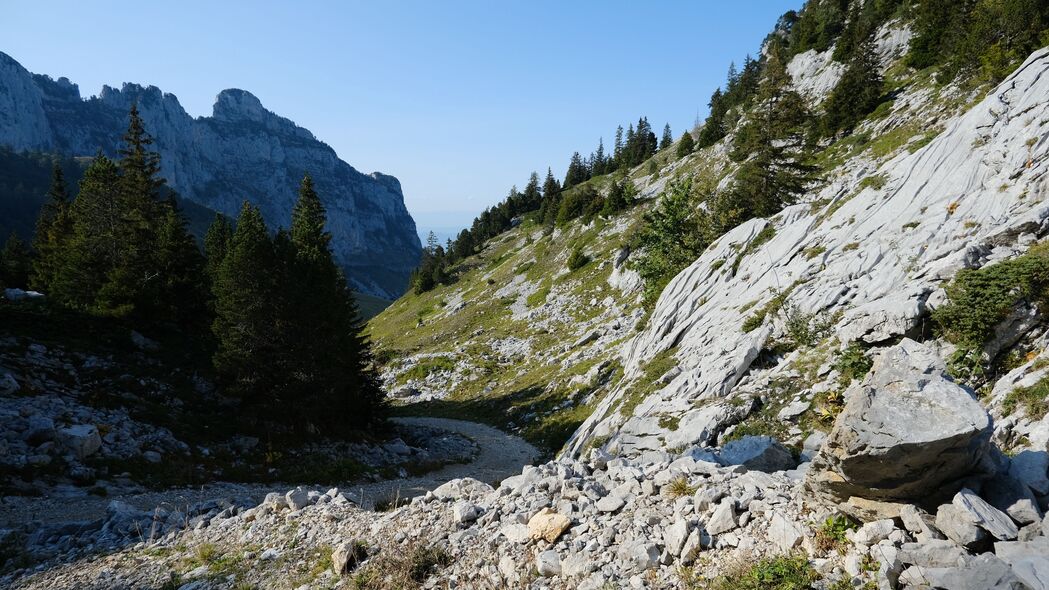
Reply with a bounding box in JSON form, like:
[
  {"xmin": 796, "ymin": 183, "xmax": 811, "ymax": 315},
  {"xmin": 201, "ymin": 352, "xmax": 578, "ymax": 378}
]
[{"xmin": 0, "ymin": 52, "xmax": 421, "ymax": 298}]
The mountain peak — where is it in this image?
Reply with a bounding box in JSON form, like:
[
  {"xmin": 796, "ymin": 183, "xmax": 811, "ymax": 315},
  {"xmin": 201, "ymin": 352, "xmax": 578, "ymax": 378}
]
[{"xmin": 212, "ymin": 88, "xmax": 266, "ymax": 122}]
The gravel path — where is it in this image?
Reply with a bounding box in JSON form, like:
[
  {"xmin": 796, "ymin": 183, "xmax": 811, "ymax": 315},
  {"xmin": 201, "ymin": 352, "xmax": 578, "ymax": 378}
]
[{"xmin": 0, "ymin": 417, "xmax": 538, "ymax": 526}]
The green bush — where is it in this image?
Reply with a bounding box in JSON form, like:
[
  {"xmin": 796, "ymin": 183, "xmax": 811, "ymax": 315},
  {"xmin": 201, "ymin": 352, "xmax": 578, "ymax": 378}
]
[
  {"xmin": 1002, "ymin": 377, "xmax": 1049, "ymax": 420},
  {"xmin": 700, "ymin": 554, "xmax": 819, "ymax": 590},
  {"xmin": 567, "ymin": 248, "xmax": 590, "ymax": 271},
  {"xmin": 834, "ymin": 342, "xmax": 873, "ymax": 386},
  {"xmin": 933, "ymin": 242, "xmax": 1049, "ymax": 351}
]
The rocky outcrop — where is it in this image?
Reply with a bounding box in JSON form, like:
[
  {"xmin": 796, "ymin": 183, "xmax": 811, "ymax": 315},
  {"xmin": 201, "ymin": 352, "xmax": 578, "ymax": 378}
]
[
  {"xmin": 0, "ymin": 52, "xmax": 420, "ymax": 298},
  {"xmin": 567, "ymin": 46, "xmax": 1049, "ymax": 457},
  {"xmin": 807, "ymin": 339, "xmax": 994, "ymax": 505}
]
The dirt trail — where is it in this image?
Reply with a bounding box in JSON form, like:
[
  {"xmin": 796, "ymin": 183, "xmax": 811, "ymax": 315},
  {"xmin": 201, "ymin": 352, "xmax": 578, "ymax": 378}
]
[{"xmin": 0, "ymin": 417, "xmax": 539, "ymax": 526}]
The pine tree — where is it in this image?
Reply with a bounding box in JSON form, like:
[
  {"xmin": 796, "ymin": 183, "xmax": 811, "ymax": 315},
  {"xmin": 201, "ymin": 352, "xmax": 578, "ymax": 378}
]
[
  {"xmin": 153, "ymin": 199, "xmax": 207, "ymax": 328},
  {"xmin": 592, "ymin": 139, "xmax": 606, "ymax": 176},
  {"xmin": 0, "ymin": 233, "xmax": 31, "ymax": 288},
  {"xmin": 660, "ymin": 124, "xmax": 673, "ymax": 150},
  {"xmin": 730, "ymin": 50, "xmax": 816, "ymax": 221},
  {"xmin": 30, "ymin": 164, "xmax": 73, "ymax": 291},
  {"xmin": 823, "ymin": 34, "xmax": 884, "ymax": 136},
  {"xmin": 676, "ymin": 131, "xmax": 696, "ymax": 158},
  {"xmin": 631, "ymin": 179, "xmax": 710, "ymax": 305},
  {"xmin": 564, "ymin": 152, "xmax": 589, "ymax": 188},
  {"xmin": 212, "ymin": 202, "xmax": 280, "ymax": 395},
  {"xmin": 203, "ymin": 213, "xmax": 234, "ymax": 283},
  {"xmin": 522, "ymin": 172, "xmax": 542, "ymax": 210},
  {"xmin": 50, "ymin": 153, "xmax": 123, "ymax": 309},
  {"xmin": 613, "ymin": 126, "xmax": 624, "ymax": 168},
  {"xmin": 285, "ymin": 175, "xmax": 384, "ymax": 432}
]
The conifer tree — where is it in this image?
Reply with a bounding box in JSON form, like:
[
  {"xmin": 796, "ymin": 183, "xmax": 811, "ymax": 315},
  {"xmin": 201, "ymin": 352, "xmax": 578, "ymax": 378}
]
[
  {"xmin": 676, "ymin": 131, "xmax": 696, "ymax": 158},
  {"xmin": 153, "ymin": 199, "xmax": 207, "ymax": 328},
  {"xmin": 613, "ymin": 126, "xmax": 624, "ymax": 168},
  {"xmin": 212, "ymin": 202, "xmax": 280, "ymax": 395},
  {"xmin": 30, "ymin": 164, "xmax": 73, "ymax": 291},
  {"xmin": 564, "ymin": 152, "xmax": 589, "ymax": 188},
  {"xmin": 660, "ymin": 124, "xmax": 673, "ymax": 150},
  {"xmin": 522, "ymin": 172, "xmax": 542, "ymax": 210},
  {"xmin": 822, "ymin": 35, "xmax": 884, "ymax": 136},
  {"xmin": 729, "ymin": 50, "xmax": 815, "ymax": 221},
  {"xmin": 203, "ymin": 213, "xmax": 234, "ymax": 283}
]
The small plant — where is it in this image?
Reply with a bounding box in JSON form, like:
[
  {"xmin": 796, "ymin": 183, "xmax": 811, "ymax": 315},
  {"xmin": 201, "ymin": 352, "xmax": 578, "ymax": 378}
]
[
  {"xmin": 834, "ymin": 342, "xmax": 872, "ymax": 386},
  {"xmin": 780, "ymin": 302, "xmax": 834, "ymax": 350},
  {"xmin": 842, "ymin": 242, "xmax": 860, "ymax": 251},
  {"xmin": 814, "ymin": 515, "xmax": 857, "ymax": 555},
  {"xmin": 567, "ymin": 248, "xmax": 590, "ymax": 271},
  {"xmin": 901, "ymin": 221, "xmax": 920, "ymax": 230},
  {"xmin": 859, "ymin": 173, "xmax": 887, "ymax": 190},
  {"xmin": 1001, "ymin": 377, "xmax": 1049, "ymax": 420},
  {"xmin": 700, "ymin": 554, "xmax": 819, "ymax": 590},
  {"xmin": 664, "ymin": 476, "xmax": 696, "ymax": 498},
  {"xmin": 803, "ymin": 245, "xmax": 827, "ymax": 260}
]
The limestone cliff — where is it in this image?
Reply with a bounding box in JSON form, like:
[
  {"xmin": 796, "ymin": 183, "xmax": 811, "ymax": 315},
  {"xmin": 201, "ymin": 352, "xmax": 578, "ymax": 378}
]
[{"xmin": 0, "ymin": 52, "xmax": 421, "ymax": 298}]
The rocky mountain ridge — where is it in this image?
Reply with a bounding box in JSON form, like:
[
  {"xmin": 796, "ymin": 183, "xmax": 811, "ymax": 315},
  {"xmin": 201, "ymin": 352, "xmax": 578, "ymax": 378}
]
[{"xmin": 0, "ymin": 52, "xmax": 420, "ymax": 298}]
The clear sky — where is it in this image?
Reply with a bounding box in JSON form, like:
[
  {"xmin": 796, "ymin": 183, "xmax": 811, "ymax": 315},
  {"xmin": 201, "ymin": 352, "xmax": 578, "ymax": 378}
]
[{"xmin": 2, "ymin": 1, "xmax": 800, "ymax": 239}]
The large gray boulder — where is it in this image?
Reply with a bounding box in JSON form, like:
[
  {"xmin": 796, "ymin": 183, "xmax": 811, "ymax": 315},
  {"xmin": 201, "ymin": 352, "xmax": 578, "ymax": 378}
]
[
  {"xmin": 56, "ymin": 424, "xmax": 102, "ymax": 459},
  {"xmin": 807, "ymin": 340, "xmax": 993, "ymax": 504},
  {"xmin": 719, "ymin": 435, "xmax": 797, "ymax": 472}
]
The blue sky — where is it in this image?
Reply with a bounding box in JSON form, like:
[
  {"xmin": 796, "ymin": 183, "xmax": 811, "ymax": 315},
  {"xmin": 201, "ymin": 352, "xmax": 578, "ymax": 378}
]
[{"xmin": 2, "ymin": 1, "xmax": 800, "ymax": 239}]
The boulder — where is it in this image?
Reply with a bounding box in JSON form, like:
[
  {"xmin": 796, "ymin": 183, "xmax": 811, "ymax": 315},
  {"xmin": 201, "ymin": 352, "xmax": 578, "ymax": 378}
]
[
  {"xmin": 1009, "ymin": 450, "xmax": 1049, "ymax": 496},
  {"xmin": 0, "ymin": 372, "xmax": 19, "ymax": 395},
  {"xmin": 767, "ymin": 511, "xmax": 804, "ymax": 552},
  {"xmin": 23, "ymin": 416, "xmax": 55, "ymax": 445},
  {"xmin": 719, "ymin": 436, "xmax": 796, "ymax": 472},
  {"xmin": 706, "ymin": 498, "xmax": 737, "ymax": 535},
  {"xmin": 662, "ymin": 518, "xmax": 691, "ymax": 556},
  {"xmin": 433, "ymin": 477, "xmax": 494, "ymax": 502},
  {"xmin": 982, "ymin": 474, "xmax": 1043, "ymax": 526},
  {"xmin": 285, "ymin": 487, "xmax": 310, "ymax": 511},
  {"xmin": 936, "ymin": 503, "xmax": 988, "ymax": 550},
  {"xmin": 615, "ymin": 540, "xmax": 659, "ymax": 574},
  {"xmin": 332, "ymin": 541, "xmax": 366, "ymax": 575},
  {"xmin": 528, "ymin": 508, "xmax": 571, "ymax": 543},
  {"xmin": 536, "ymin": 550, "xmax": 561, "ymax": 577},
  {"xmin": 951, "ymin": 488, "xmax": 1019, "ymax": 541},
  {"xmin": 994, "ymin": 538, "xmax": 1049, "ymax": 590},
  {"xmin": 452, "ymin": 501, "xmax": 480, "ymax": 523},
  {"xmin": 807, "ymin": 340, "xmax": 993, "ymax": 504},
  {"xmin": 596, "ymin": 495, "xmax": 625, "ymax": 513},
  {"xmin": 56, "ymin": 424, "xmax": 101, "ymax": 459}
]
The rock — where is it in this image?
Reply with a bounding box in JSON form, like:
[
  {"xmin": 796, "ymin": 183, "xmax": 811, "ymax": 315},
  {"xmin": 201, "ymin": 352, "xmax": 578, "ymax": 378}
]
[
  {"xmin": 23, "ymin": 416, "xmax": 55, "ymax": 445},
  {"xmin": 808, "ymin": 340, "xmax": 993, "ymax": 503},
  {"xmin": 332, "ymin": 541, "xmax": 366, "ymax": 575},
  {"xmin": 536, "ymin": 550, "xmax": 561, "ymax": 577},
  {"xmin": 1009, "ymin": 450, "xmax": 1049, "ymax": 496},
  {"xmin": 900, "ymin": 504, "xmax": 945, "ymax": 542},
  {"xmin": 719, "ymin": 436, "xmax": 797, "ymax": 472},
  {"xmin": 936, "ymin": 553, "xmax": 1025, "ymax": 590},
  {"xmin": 384, "ymin": 438, "xmax": 412, "ymax": 456},
  {"xmin": 951, "ymin": 488, "xmax": 1019, "ymax": 541},
  {"xmin": 801, "ymin": 431, "xmax": 826, "ymax": 462},
  {"xmin": 143, "ymin": 450, "xmax": 162, "ymax": 464},
  {"xmin": 452, "ymin": 501, "xmax": 480, "ymax": 523},
  {"xmin": 852, "ymin": 519, "xmax": 896, "ymax": 546},
  {"xmin": 498, "ymin": 555, "xmax": 517, "ymax": 580},
  {"xmin": 56, "ymin": 424, "xmax": 102, "ymax": 459},
  {"xmin": 596, "ymin": 495, "xmax": 625, "ymax": 513},
  {"xmin": 0, "ymin": 372, "xmax": 19, "ymax": 395},
  {"xmin": 130, "ymin": 330, "xmax": 159, "ymax": 352},
  {"xmin": 433, "ymin": 477, "xmax": 494, "ymax": 502},
  {"xmin": 897, "ymin": 540, "xmax": 969, "ymax": 568},
  {"xmin": 663, "ymin": 518, "xmax": 691, "ymax": 556},
  {"xmin": 615, "ymin": 540, "xmax": 659, "ymax": 574},
  {"xmin": 499, "ymin": 523, "xmax": 531, "ymax": 544},
  {"xmin": 994, "ymin": 538, "xmax": 1049, "ymax": 590},
  {"xmin": 286, "ymin": 487, "xmax": 310, "ymax": 511},
  {"xmin": 706, "ymin": 498, "xmax": 737, "ymax": 535},
  {"xmin": 528, "ymin": 508, "xmax": 571, "ymax": 543},
  {"xmin": 936, "ymin": 503, "xmax": 988, "ymax": 550},
  {"xmin": 777, "ymin": 400, "xmax": 810, "ymax": 422},
  {"xmin": 767, "ymin": 511, "xmax": 803, "ymax": 552},
  {"xmin": 562, "ymin": 551, "xmax": 592, "ymax": 577},
  {"xmin": 260, "ymin": 548, "xmax": 280, "ymax": 561},
  {"xmin": 982, "ymin": 474, "xmax": 1043, "ymax": 525}
]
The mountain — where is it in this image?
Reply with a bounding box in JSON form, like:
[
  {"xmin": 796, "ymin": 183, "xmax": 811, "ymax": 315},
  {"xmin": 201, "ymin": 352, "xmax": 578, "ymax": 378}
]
[{"xmin": 0, "ymin": 52, "xmax": 421, "ymax": 298}]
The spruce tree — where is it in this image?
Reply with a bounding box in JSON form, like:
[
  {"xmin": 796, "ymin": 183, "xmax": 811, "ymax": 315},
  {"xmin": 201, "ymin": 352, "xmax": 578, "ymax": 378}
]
[
  {"xmin": 823, "ymin": 35, "xmax": 884, "ymax": 136},
  {"xmin": 729, "ymin": 50, "xmax": 815, "ymax": 220},
  {"xmin": 660, "ymin": 124, "xmax": 673, "ymax": 150},
  {"xmin": 676, "ymin": 131, "xmax": 696, "ymax": 158},
  {"xmin": 212, "ymin": 202, "xmax": 280, "ymax": 395},
  {"xmin": 203, "ymin": 213, "xmax": 234, "ymax": 283},
  {"xmin": 152, "ymin": 200, "xmax": 207, "ymax": 328},
  {"xmin": 30, "ymin": 164, "xmax": 73, "ymax": 292},
  {"xmin": 522, "ymin": 172, "xmax": 542, "ymax": 210},
  {"xmin": 286, "ymin": 175, "xmax": 384, "ymax": 432}
]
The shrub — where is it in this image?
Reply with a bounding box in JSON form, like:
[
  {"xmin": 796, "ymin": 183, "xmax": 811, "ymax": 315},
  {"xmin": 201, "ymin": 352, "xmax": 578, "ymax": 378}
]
[
  {"xmin": 1002, "ymin": 377, "xmax": 1049, "ymax": 420},
  {"xmin": 834, "ymin": 342, "xmax": 873, "ymax": 386},
  {"xmin": 814, "ymin": 515, "xmax": 857, "ymax": 555},
  {"xmin": 933, "ymin": 242, "xmax": 1049, "ymax": 353},
  {"xmin": 567, "ymin": 248, "xmax": 590, "ymax": 271},
  {"xmin": 664, "ymin": 476, "xmax": 696, "ymax": 498},
  {"xmin": 700, "ymin": 554, "xmax": 819, "ymax": 590}
]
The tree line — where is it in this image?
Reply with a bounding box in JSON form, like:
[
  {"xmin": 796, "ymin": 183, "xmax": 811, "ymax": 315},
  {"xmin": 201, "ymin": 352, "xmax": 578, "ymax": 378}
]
[{"xmin": 1, "ymin": 106, "xmax": 383, "ymax": 437}]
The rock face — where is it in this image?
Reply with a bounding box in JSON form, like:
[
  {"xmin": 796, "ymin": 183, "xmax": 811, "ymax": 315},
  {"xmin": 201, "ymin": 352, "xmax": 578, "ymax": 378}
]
[
  {"xmin": 0, "ymin": 51, "xmax": 420, "ymax": 298},
  {"xmin": 807, "ymin": 339, "xmax": 993, "ymax": 504},
  {"xmin": 566, "ymin": 47, "xmax": 1049, "ymax": 457}
]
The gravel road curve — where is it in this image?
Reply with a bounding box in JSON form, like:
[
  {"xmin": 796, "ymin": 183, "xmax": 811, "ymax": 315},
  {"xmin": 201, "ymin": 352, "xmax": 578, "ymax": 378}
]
[{"xmin": 0, "ymin": 417, "xmax": 539, "ymax": 526}]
